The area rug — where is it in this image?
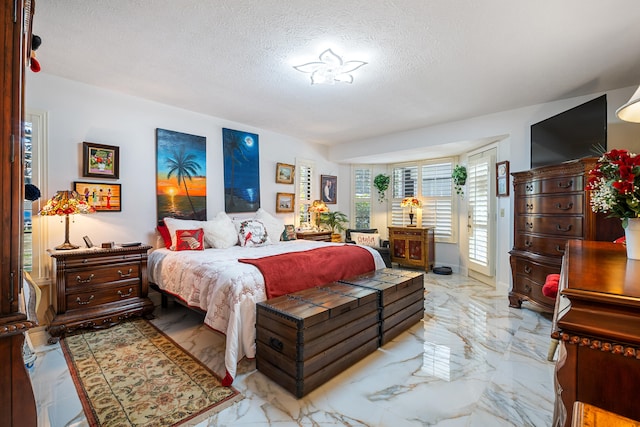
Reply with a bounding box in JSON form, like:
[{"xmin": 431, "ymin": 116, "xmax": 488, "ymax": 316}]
[{"xmin": 60, "ymin": 319, "xmax": 243, "ymax": 427}]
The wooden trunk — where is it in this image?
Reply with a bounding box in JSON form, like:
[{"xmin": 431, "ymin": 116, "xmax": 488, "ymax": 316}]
[
  {"xmin": 256, "ymin": 282, "xmax": 379, "ymax": 398},
  {"xmin": 339, "ymin": 268, "xmax": 424, "ymax": 345}
]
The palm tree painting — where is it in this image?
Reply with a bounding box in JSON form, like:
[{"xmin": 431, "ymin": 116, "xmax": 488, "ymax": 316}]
[
  {"xmin": 156, "ymin": 128, "xmax": 207, "ymax": 222},
  {"xmin": 223, "ymin": 128, "xmax": 260, "ymax": 213}
]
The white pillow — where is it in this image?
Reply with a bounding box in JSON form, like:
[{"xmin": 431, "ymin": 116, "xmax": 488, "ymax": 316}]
[
  {"xmin": 237, "ymin": 219, "xmax": 271, "ymax": 247},
  {"xmin": 254, "ymin": 208, "xmax": 285, "ymax": 242},
  {"xmin": 351, "ymin": 232, "xmax": 380, "ymax": 247},
  {"xmin": 202, "ymin": 212, "xmax": 238, "ymax": 249},
  {"xmin": 163, "ymin": 217, "xmax": 209, "ymax": 250}
]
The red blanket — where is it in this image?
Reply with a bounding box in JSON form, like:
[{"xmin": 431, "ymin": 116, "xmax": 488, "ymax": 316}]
[{"xmin": 239, "ymin": 245, "xmax": 376, "ymax": 299}]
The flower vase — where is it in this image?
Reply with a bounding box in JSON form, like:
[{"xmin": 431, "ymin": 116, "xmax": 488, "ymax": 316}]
[{"xmin": 624, "ymin": 218, "xmax": 640, "ymax": 260}]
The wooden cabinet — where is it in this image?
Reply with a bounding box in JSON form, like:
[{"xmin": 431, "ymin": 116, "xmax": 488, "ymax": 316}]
[
  {"xmin": 388, "ymin": 226, "xmax": 435, "ymax": 271},
  {"xmin": 0, "ymin": 1, "xmax": 37, "ymax": 425},
  {"xmin": 553, "ymin": 240, "xmax": 640, "ymax": 427},
  {"xmin": 296, "ymin": 231, "xmax": 332, "ymax": 242},
  {"xmin": 46, "ymin": 246, "xmax": 154, "ymax": 341},
  {"xmin": 509, "ymin": 158, "xmax": 622, "ymax": 313}
]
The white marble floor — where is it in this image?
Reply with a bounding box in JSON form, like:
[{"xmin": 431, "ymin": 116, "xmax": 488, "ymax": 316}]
[{"xmin": 29, "ymin": 272, "xmax": 556, "ymax": 426}]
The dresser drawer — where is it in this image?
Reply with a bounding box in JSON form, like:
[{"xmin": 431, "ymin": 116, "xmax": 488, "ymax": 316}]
[
  {"xmin": 512, "ymin": 257, "xmax": 560, "ymax": 286},
  {"xmin": 514, "ymin": 234, "xmax": 569, "ymax": 257},
  {"xmin": 516, "ymin": 215, "xmax": 583, "ymax": 237},
  {"xmin": 62, "ymin": 253, "xmax": 144, "ymax": 268},
  {"xmin": 517, "ymin": 194, "xmax": 583, "ymax": 215},
  {"xmin": 511, "ymin": 275, "xmax": 556, "ymax": 307},
  {"xmin": 65, "ymin": 262, "xmax": 140, "ymax": 289},
  {"xmin": 66, "ymin": 283, "xmax": 141, "ymax": 310},
  {"xmin": 515, "ymin": 175, "xmax": 584, "ymax": 196}
]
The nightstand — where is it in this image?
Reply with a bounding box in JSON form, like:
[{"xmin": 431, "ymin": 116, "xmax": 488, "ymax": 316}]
[
  {"xmin": 296, "ymin": 231, "xmax": 332, "ymax": 242},
  {"xmin": 45, "ymin": 245, "xmax": 154, "ymax": 342},
  {"xmin": 388, "ymin": 226, "xmax": 435, "ymax": 271}
]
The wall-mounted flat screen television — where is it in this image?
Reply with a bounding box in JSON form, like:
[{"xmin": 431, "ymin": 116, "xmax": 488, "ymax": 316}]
[{"xmin": 530, "ymin": 95, "xmax": 607, "ymax": 169}]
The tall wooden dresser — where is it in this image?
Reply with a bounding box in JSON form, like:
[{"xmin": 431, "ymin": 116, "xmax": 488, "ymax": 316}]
[{"xmin": 509, "ymin": 158, "xmax": 622, "ymax": 313}]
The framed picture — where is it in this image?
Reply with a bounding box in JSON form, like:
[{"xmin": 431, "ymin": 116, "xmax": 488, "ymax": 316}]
[
  {"xmin": 276, "ymin": 162, "xmax": 295, "ymax": 184},
  {"xmin": 73, "ymin": 181, "xmax": 122, "ymax": 212},
  {"xmin": 83, "ymin": 235, "xmax": 94, "ymax": 248},
  {"xmin": 496, "ymin": 161, "xmax": 510, "ymax": 197},
  {"xmin": 321, "ymin": 175, "xmax": 337, "ymax": 204},
  {"xmin": 276, "ymin": 192, "xmax": 295, "ymax": 213},
  {"xmin": 82, "ymin": 142, "xmax": 119, "ymax": 179}
]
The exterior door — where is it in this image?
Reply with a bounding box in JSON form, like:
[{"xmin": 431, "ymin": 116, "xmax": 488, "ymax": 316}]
[{"xmin": 467, "ymin": 148, "xmax": 496, "ymax": 280}]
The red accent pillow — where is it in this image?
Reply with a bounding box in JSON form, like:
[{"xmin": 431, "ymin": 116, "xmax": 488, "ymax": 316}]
[
  {"xmin": 157, "ymin": 224, "xmax": 172, "ymax": 249},
  {"xmin": 175, "ymin": 229, "xmax": 205, "ymax": 251},
  {"xmin": 542, "ymin": 274, "xmax": 560, "ymax": 298}
]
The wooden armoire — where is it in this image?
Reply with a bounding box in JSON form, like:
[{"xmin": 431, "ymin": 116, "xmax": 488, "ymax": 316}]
[{"xmin": 0, "ymin": 0, "xmax": 37, "ymax": 426}]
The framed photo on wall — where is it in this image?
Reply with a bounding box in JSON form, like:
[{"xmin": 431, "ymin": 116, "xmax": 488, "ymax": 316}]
[
  {"xmin": 276, "ymin": 162, "xmax": 295, "ymax": 184},
  {"xmin": 276, "ymin": 192, "xmax": 295, "ymax": 213},
  {"xmin": 73, "ymin": 181, "xmax": 122, "ymax": 212},
  {"xmin": 82, "ymin": 142, "xmax": 119, "ymax": 179},
  {"xmin": 496, "ymin": 161, "xmax": 509, "ymax": 197},
  {"xmin": 321, "ymin": 175, "xmax": 337, "ymax": 204}
]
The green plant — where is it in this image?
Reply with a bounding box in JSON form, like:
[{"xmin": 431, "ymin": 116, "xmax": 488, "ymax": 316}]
[
  {"xmin": 374, "ymin": 174, "xmax": 390, "ymax": 203},
  {"xmin": 452, "ymin": 165, "xmax": 467, "ymax": 197},
  {"xmin": 320, "ymin": 211, "xmax": 349, "ymax": 233}
]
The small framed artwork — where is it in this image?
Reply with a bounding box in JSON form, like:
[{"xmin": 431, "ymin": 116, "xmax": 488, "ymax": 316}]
[
  {"xmin": 276, "ymin": 162, "xmax": 295, "ymax": 184},
  {"xmin": 73, "ymin": 181, "xmax": 122, "ymax": 212},
  {"xmin": 82, "ymin": 142, "xmax": 119, "ymax": 179},
  {"xmin": 276, "ymin": 192, "xmax": 295, "ymax": 213},
  {"xmin": 496, "ymin": 161, "xmax": 510, "ymax": 197},
  {"xmin": 321, "ymin": 175, "xmax": 337, "ymax": 204},
  {"xmin": 83, "ymin": 235, "xmax": 94, "ymax": 248}
]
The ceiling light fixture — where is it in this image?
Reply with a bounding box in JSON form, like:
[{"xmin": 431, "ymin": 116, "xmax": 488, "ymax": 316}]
[
  {"xmin": 293, "ymin": 49, "xmax": 367, "ymax": 85},
  {"xmin": 617, "ymin": 85, "xmax": 640, "ymax": 122}
]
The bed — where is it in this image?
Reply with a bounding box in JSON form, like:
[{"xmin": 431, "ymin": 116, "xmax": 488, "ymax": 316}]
[{"xmin": 148, "ymin": 239, "xmax": 386, "ymax": 385}]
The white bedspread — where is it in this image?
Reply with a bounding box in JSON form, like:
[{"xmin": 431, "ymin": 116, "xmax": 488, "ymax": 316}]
[{"xmin": 147, "ymin": 240, "xmax": 386, "ymax": 383}]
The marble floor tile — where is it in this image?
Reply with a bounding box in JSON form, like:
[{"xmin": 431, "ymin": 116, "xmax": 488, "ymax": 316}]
[{"xmin": 29, "ymin": 272, "xmax": 556, "ymax": 426}]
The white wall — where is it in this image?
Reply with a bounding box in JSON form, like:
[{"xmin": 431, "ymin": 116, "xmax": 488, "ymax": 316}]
[
  {"xmin": 26, "ymin": 74, "xmax": 346, "ymax": 251},
  {"xmin": 331, "ymin": 86, "xmax": 640, "ymax": 288}
]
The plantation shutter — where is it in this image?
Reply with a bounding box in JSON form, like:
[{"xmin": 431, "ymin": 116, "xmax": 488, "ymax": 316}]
[
  {"xmin": 297, "ymin": 161, "xmax": 313, "ymax": 224},
  {"xmin": 421, "ymin": 162, "xmax": 454, "ymax": 241},
  {"xmin": 391, "ymin": 165, "xmax": 418, "ymax": 226},
  {"xmin": 353, "ymin": 167, "xmax": 372, "ymax": 229},
  {"xmin": 467, "ymin": 154, "xmax": 491, "ymax": 274}
]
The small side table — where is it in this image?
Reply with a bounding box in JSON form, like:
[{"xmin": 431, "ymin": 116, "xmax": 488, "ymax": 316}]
[
  {"xmin": 296, "ymin": 231, "xmax": 332, "ymax": 242},
  {"xmin": 46, "ymin": 245, "xmax": 154, "ymax": 342}
]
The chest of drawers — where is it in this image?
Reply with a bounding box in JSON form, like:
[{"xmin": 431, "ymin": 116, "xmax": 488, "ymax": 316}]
[
  {"xmin": 46, "ymin": 245, "xmax": 154, "ymax": 342},
  {"xmin": 508, "ymin": 158, "xmax": 622, "ymax": 313}
]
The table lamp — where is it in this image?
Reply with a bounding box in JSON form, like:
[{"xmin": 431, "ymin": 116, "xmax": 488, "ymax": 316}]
[
  {"xmin": 308, "ymin": 199, "xmax": 329, "ymax": 228},
  {"xmin": 401, "ymin": 197, "xmax": 422, "ymax": 227},
  {"xmin": 40, "ymin": 190, "xmax": 95, "ymax": 250}
]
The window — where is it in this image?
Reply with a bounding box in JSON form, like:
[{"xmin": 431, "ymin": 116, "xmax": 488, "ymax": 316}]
[
  {"xmin": 390, "ymin": 158, "xmax": 456, "ymax": 243},
  {"xmin": 353, "ymin": 166, "xmax": 372, "ymax": 228},
  {"xmin": 296, "ymin": 159, "xmax": 314, "ymax": 225}
]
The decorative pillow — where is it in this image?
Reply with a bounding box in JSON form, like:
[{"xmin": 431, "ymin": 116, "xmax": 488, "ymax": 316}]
[
  {"xmin": 351, "ymin": 232, "xmax": 380, "ymax": 247},
  {"xmin": 255, "ymin": 208, "xmax": 285, "ymax": 242},
  {"xmin": 202, "ymin": 212, "xmax": 238, "ymax": 248},
  {"xmin": 163, "ymin": 217, "xmax": 209, "ymax": 250},
  {"xmin": 237, "ymin": 219, "xmax": 271, "ymax": 247},
  {"xmin": 175, "ymin": 229, "xmax": 205, "ymax": 251},
  {"xmin": 157, "ymin": 223, "xmax": 172, "ymax": 249},
  {"xmin": 281, "ymin": 224, "xmax": 297, "ymax": 241}
]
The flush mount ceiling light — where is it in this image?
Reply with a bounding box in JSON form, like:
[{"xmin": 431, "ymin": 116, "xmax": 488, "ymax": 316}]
[{"xmin": 293, "ymin": 49, "xmax": 367, "ymax": 85}]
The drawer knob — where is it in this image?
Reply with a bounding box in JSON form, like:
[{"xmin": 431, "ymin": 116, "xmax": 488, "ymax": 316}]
[
  {"xmin": 117, "ymin": 288, "xmax": 134, "ymax": 298},
  {"xmin": 556, "ymin": 224, "xmax": 572, "ymax": 232},
  {"xmin": 269, "ymin": 337, "xmax": 284, "ymax": 352},
  {"xmin": 524, "ymin": 240, "xmax": 533, "ymax": 248},
  {"xmin": 76, "ymin": 274, "xmax": 95, "ymax": 284},
  {"xmin": 524, "ymin": 284, "xmax": 532, "ymax": 294},
  {"xmin": 555, "ymin": 202, "xmax": 573, "ymax": 211},
  {"xmin": 118, "ymin": 268, "xmax": 133, "ymax": 278},
  {"xmin": 76, "ymin": 295, "xmax": 95, "ymax": 305},
  {"xmin": 525, "ymin": 184, "xmax": 534, "ymax": 192},
  {"xmin": 556, "ymin": 245, "xmax": 565, "ymax": 253},
  {"xmin": 524, "ymin": 265, "xmax": 532, "ymax": 274},
  {"xmin": 557, "ymin": 180, "xmax": 573, "ymax": 189},
  {"xmin": 526, "ymin": 222, "xmax": 534, "ymax": 230}
]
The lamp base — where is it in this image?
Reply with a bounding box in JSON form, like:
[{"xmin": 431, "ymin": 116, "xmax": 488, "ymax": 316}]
[
  {"xmin": 406, "ymin": 224, "xmax": 417, "ymax": 227},
  {"xmin": 55, "ymin": 241, "xmax": 79, "ymax": 250}
]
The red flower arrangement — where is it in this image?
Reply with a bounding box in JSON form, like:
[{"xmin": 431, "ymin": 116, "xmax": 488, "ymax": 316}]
[{"xmin": 586, "ymin": 149, "xmax": 640, "ymax": 226}]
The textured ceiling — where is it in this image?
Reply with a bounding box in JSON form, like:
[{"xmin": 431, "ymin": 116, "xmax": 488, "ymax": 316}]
[{"xmin": 32, "ymin": 1, "xmax": 640, "ymax": 146}]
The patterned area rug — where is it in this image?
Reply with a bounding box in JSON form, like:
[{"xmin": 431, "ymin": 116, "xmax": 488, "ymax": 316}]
[{"xmin": 60, "ymin": 319, "xmax": 242, "ymax": 426}]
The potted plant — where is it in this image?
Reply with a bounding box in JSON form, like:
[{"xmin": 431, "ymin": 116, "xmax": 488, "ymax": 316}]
[
  {"xmin": 320, "ymin": 211, "xmax": 349, "ymax": 242},
  {"xmin": 374, "ymin": 174, "xmax": 390, "ymax": 203},
  {"xmin": 452, "ymin": 165, "xmax": 467, "ymax": 197}
]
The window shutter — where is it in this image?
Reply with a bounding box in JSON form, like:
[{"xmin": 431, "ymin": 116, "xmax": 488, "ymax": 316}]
[
  {"xmin": 421, "ymin": 162, "xmax": 453, "ymax": 241},
  {"xmin": 353, "ymin": 167, "xmax": 372, "ymax": 229},
  {"xmin": 297, "ymin": 161, "xmax": 313, "ymax": 224},
  {"xmin": 391, "ymin": 165, "xmax": 418, "ymax": 226},
  {"xmin": 468, "ymin": 158, "xmax": 490, "ymax": 266}
]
